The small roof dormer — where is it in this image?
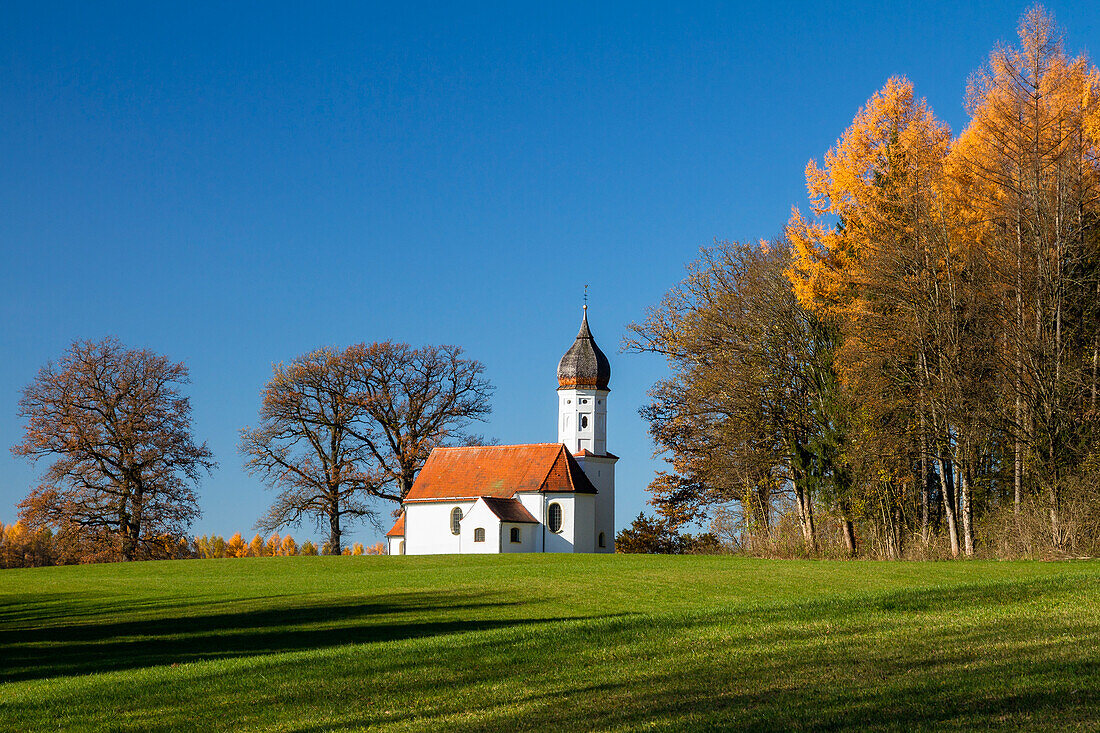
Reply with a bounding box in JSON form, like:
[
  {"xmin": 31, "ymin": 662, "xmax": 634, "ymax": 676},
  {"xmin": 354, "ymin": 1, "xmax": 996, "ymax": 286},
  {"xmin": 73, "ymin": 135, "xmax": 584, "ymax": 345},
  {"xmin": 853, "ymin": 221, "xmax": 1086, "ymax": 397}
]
[{"xmin": 557, "ymin": 305, "xmax": 611, "ymax": 391}]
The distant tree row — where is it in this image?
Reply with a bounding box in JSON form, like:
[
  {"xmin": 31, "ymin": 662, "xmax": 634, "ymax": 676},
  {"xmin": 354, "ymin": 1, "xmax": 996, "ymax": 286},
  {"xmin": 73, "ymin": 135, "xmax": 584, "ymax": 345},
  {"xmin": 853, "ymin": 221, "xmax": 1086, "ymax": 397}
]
[
  {"xmin": 7, "ymin": 334, "xmax": 491, "ymax": 564},
  {"xmin": 629, "ymin": 7, "xmax": 1100, "ymax": 559},
  {"xmin": 192, "ymin": 532, "xmax": 384, "ymax": 559},
  {"xmin": 0, "ymin": 521, "xmax": 387, "ymax": 569}
]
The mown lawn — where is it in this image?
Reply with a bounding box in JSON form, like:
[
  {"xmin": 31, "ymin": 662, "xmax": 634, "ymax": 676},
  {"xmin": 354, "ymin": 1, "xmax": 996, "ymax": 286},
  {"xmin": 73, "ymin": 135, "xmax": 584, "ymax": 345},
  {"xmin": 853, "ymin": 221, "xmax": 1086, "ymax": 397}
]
[{"xmin": 0, "ymin": 555, "xmax": 1098, "ymax": 731}]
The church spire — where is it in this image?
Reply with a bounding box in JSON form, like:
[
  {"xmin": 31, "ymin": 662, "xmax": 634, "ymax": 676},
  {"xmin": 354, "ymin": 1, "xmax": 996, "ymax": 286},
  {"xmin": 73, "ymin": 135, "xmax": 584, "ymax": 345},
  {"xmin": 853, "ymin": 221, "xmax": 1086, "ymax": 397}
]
[{"xmin": 557, "ymin": 298, "xmax": 611, "ymax": 391}]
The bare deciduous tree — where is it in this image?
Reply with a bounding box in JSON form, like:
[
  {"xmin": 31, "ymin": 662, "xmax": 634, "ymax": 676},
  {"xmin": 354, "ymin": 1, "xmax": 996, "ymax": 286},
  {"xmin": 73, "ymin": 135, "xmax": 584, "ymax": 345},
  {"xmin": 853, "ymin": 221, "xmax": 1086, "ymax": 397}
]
[
  {"xmin": 241, "ymin": 342, "xmax": 493, "ymax": 553},
  {"xmin": 344, "ymin": 342, "xmax": 494, "ymax": 502},
  {"xmin": 14, "ymin": 337, "xmax": 214, "ymax": 561},
  {"xmin": 241, "ymin": 348, "xmax": 377, "ymax": 555}
]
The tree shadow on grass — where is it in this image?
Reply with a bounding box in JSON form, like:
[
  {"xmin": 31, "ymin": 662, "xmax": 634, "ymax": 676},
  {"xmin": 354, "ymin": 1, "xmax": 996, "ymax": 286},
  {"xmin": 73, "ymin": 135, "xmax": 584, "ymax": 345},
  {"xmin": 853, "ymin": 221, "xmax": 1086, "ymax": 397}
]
[
  {"xmin": 0, "ymin": 590, "xmax": 612, "ymax": 683},
  {"xmin": 5, "ymin": 571, "xmax": 1099, "ymax": 731},
  {"xmin": 277, "ymin": 576, "xmax": 1100, "ymax": 732}
]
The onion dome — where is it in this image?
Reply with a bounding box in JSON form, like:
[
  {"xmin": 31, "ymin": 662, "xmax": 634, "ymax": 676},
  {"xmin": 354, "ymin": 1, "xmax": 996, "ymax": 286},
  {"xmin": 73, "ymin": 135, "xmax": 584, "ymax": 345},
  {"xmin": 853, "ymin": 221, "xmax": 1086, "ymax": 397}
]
[{"xmin": 557, "ymin": 306, "xmax": 611, "ymax": 391}]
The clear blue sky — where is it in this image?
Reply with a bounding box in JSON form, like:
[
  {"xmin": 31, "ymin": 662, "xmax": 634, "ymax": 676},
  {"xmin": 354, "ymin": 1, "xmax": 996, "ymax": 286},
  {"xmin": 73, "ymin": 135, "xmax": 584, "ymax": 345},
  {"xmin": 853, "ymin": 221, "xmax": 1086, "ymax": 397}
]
[{"xmin": 2, "ymin": 2, "xmax": 1096, "ymax": 546}]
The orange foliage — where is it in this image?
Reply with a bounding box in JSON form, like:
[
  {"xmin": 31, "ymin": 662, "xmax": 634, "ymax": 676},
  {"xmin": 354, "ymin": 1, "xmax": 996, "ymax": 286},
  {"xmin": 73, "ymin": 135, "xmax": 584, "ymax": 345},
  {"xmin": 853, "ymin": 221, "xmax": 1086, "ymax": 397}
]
[
  {"xmin": 280, "ymin": 534, "xmax": 298, "ymax": 556},
  {"xmin": 265, "ymin": 533, "xmax": 282, "ymax": 556},
  {"xmin": 786, "ymin": 76, "xmax": 951, "ymax": 321},
  {"xmin": 226, "ymin": 532, "xmax": 247, "ymax": 558}
]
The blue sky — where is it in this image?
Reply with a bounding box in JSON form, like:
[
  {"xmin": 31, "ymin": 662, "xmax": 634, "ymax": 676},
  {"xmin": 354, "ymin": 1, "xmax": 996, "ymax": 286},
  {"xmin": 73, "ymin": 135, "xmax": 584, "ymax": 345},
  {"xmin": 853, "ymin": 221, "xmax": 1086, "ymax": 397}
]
[{"xmin": 2, "ymin": 1, "xmax": 1097, "ymax": 545}]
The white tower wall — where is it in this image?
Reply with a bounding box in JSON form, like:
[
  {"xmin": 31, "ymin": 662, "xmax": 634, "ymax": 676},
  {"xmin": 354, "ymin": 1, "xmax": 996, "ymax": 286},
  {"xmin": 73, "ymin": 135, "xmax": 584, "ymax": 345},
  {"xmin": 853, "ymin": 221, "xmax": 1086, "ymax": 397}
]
[
  {"xmin": 574, "ymin": 455, "xmax": 616, "ymax": 553},
  {"xmin": 557, "ymin": 388, "xmax": 609, "ymax": 455}
]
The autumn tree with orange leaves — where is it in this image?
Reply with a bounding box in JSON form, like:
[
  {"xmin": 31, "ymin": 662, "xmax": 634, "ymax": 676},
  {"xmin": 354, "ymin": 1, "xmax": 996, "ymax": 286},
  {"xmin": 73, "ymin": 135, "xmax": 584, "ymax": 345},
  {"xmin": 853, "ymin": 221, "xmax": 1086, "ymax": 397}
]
[
  {"xmin": 641, "ymin": 5, "xmax": 1100, "ymax": 559},
  {"xmin": 952, "ymin": 6, "xmax": 1100, "ymax": 548},
  {"xmin": 13, "ymin": 337, "xmax": 215, "ymax": 562}
]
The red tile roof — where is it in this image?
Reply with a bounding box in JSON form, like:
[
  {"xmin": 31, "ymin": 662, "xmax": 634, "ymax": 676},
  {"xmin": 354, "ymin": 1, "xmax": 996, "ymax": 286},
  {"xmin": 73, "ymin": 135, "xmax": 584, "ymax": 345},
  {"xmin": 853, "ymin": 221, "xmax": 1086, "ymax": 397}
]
[
  {"xmin": 481, "ymin": 497, "xmax": 539, "ymax": 523},
  {"xmin": 404, "ymin": 443, "xmax": 597, "ymax": 501},
  {"xmin": 386, "ymin": 512, "xmax": 405, "ymax": 537}
]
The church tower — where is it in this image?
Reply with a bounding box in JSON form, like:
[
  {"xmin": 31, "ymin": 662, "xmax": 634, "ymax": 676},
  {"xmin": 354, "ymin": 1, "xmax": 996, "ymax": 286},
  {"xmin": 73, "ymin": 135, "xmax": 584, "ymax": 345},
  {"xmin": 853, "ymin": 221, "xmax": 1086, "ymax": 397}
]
[
  {"xmin": 556, "ymin": 304, "xmax": 610, "ymax": 454},
  {"xmin": 557, "ymin": 304, "xmax": 616, "ymax": 551}
]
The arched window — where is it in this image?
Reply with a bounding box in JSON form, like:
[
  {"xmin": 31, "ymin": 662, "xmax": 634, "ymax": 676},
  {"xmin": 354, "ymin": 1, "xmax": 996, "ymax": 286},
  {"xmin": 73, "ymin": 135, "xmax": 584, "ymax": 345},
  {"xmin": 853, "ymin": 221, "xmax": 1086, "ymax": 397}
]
[
  {"xmin": 474, "ymin": 527, "xmax": 485, "ymax": 543},
  {"xmin": 450, "ymin": 507, "xmax": 462, "ymax": 535},
  {"xmin": 510, "ymin": 527, "xmax": 521, "ymax": 543},
  {"xmin": 598, "ymin": 532, "xmax": 606, "ymax": 548},
  {"xmin": 398, "ymin": 540, "xmax": 405, "ymax": 555},
  {"xmin": 548, "ymin": 502, "xmax": 563, "ymax": 533}
]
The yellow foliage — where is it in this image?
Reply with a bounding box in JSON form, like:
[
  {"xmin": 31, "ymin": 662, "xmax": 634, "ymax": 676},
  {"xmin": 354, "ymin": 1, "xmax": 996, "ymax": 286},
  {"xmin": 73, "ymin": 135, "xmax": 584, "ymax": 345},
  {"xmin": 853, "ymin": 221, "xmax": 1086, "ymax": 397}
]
[
  {"xmin": 280, "ymin": 534, "xmax": 297, "ymax": 556},
  {"xmin": 226, "ymin": 532, "xmax": 247, "ymax": 558},
  {"xmin": 785, "ymin": 76, "xmax": 952, "ymax": 322},
  {"xmin": 265, "ymin": 533, "xmax": 281, "ymax": 556}
]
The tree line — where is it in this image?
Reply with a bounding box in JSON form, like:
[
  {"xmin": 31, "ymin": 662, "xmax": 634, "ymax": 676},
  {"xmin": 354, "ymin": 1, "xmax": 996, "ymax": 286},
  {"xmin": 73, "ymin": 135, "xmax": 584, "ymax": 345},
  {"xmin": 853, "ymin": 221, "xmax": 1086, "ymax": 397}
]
[
  {"xmin": 0, "ymin": 522, "xmax": 387, "ymax": 569},
  {"xmin": 7, "ymin": 336, "xmax": 491, "ymax": 564},
  {"xmin": 626, "ymin": 6, "xmax": 1100, "ymax": 559}
]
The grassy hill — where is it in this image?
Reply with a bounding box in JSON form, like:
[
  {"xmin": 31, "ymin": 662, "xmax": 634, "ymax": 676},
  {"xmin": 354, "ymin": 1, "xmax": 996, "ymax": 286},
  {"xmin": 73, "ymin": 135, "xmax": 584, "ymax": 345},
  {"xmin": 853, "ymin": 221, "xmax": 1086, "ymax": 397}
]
[{"xmin": 1, "ymin": 555, "xmax": 1098, "ymax": 731}]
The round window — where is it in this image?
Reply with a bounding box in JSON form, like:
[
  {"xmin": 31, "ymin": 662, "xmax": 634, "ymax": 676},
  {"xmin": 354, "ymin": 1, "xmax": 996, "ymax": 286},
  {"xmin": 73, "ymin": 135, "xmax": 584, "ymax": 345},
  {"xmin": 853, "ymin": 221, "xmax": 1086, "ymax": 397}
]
[{"xmin": 548, "ymin": 502, "xmax": 563, "ymax": 533}]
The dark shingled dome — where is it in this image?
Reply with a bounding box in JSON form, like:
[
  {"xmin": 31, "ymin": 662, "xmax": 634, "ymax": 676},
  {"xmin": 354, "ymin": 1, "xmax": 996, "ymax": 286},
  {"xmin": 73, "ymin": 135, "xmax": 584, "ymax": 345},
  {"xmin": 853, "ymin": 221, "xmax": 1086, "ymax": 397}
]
[{"xmin": 557, "ymin": 306, "xmax": 611, "ymax": 390}]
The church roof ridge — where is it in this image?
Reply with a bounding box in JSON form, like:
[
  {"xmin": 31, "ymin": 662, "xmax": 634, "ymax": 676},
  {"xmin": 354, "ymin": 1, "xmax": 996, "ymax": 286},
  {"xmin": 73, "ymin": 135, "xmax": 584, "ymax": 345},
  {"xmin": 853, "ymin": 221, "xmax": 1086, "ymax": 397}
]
[
  {"xmin": 404, "ymin": 443, "xmax": 596, "ymax": 502},
  {"xmin": 430, "ymin": 442, "xmax": 563, "ymax": 451}
]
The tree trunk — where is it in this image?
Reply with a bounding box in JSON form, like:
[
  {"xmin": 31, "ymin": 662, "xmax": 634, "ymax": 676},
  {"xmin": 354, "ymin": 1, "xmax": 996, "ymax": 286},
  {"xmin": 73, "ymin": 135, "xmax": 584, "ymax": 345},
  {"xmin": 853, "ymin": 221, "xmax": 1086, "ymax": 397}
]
[
  {"xmin": 119, "ymin": 476, "xmax": 143, "ymax": 562},
  {"xmin": 329, "ymin": 509, "xmax": 342, "ymax": 555},
  {"xmin": 841, "ymin": 512, "xmax": 856, "ymax": 557},
  {"xmin": 1014, "ymin": 217, "xmax": 1024, "ymax": 515},
  {"xmin": 919, "ymin": 408, "xmax": 930, "ymax": 545},
  {"xmin": 937, "ymin": 456, "xmax": 960, "ymax": 557},
  {"xmin": 1049, "ymin": 441, "xmax": 1062, "ymax": 549},
  {"xmin": 119, "ymin": 506, "xmax": 136, "ymax": 561},
  {"xmin": 959, "ymin": 461, "xmax": 974, "ymax": 557},
  {"xmin": 1014, "ymin": 394, "xmax": 1023, "ymax": 515},
  {"xmin": 793, "ymin": 483, "xmax": 817, "ymax": 554}
]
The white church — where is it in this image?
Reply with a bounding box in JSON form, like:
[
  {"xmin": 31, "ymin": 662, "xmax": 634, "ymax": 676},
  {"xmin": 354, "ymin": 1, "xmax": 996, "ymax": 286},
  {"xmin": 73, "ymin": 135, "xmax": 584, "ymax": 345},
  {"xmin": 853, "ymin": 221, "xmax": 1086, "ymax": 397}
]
[{"xmin": 387, "ymin": 306, "xmax": 617, "ymax": 554}]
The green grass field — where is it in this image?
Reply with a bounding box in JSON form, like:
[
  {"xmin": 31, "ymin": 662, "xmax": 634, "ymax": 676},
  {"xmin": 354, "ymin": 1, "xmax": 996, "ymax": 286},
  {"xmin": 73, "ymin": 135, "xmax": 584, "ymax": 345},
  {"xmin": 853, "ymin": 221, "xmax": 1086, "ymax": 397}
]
[{"xmin": 1, "ymin": 556, "xmax": 1098, "ymax": 731}]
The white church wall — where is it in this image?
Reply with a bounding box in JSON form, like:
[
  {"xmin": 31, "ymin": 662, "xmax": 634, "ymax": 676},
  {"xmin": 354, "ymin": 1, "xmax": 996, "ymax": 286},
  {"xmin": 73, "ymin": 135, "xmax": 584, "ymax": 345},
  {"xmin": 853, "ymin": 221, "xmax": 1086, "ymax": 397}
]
[
  {"xmin": 403, "ymin": 500, "xmax": 476, "ymax": 555},
  {"xmin": 571, "ymin": 493, "xmax": 596, "ymax": 553},
  {"xmin": 387, "ymin": 537, "xmax": 405, "ymax": 555},
  {"xmin": 515, "ymin": 492, "xmax": 545, "ymax": 551},
  {"xmin": 576, "ymin": 455, "xmax": 616, "ymax": 553},
  {"xmin": 501, "ymin": 523, "xmax": 536, "ymax": 553},
  {"xmin": 542, "ymin": 494, "xmax": 579, "ymax": 553},
  {"xmin": 461, "ymin": 500, "xmax": 502, "ymax": 554}
]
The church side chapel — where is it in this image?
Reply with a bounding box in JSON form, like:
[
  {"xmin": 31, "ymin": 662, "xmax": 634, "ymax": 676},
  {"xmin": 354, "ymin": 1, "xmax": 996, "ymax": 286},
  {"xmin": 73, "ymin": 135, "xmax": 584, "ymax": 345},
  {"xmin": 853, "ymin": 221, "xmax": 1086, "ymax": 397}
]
[{"xmin": 387, "ymin": 305, "xmax": 617, "ymax": 554}]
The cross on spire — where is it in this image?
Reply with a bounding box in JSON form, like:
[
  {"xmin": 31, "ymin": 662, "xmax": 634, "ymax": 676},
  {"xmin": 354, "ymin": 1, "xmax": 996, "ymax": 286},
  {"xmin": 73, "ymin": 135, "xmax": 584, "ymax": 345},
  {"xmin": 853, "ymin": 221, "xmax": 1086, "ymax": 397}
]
[{"xmin": 583, "ymin": 283, "xmax": 589, "ymax": 311}]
